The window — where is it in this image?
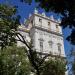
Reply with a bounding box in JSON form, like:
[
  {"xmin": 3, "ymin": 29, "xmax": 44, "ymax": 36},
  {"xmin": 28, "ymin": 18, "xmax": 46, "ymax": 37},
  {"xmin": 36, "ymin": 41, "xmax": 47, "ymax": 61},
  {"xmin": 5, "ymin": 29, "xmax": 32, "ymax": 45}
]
[
  {"xmin": 48, "ymin": 22, "xmax": 50, "ymax": 26},
  {"xmin": 39, "ymin": 18, "xmax": 42, "ymax": 27},
  {"xmin": 39, "ymin": 18, "xmax": 42, "ymax": 22},
  {"xmin": 39, "ymin": 40, "xmax": 43, "ymax": 52},
  {"xmin": 31, "ymin": 20, "xmax": 33, "ymax": 24},
  {"xmin": 48, "ymin": 41, "xmax": 53, "ymax": 49},
  {"xmin": 48, "ymin": 22, "xmax": 51, "ymax": 30},
  {"xmin": 56, "ymin": 25, "xmax": 59, "ymax": 32},
  {"xmin": 57, "ymin": 43, "xmax": 61, "ymax": 55},
  {"xmin": 56, "ymin": 25, "xmax": 59, "ymax": 28}
]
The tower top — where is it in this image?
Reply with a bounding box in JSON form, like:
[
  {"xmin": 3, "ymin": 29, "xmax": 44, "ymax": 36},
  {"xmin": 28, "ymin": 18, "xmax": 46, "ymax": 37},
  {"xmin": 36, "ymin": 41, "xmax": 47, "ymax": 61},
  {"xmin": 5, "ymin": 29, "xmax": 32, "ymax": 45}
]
[
  {"xmin": 34, "ymin": 8, "xmax": 38, "ymax": 14},
  {"xmin": 50, "ymin": 15, "xmax": 54, "ymax": 21},
  {"xmin": 24, "ymin": 18, "xmax": 26, "ymax": 24},
  {"xmin": 58, "ymin": 18, "xmax": 61, "ymax": 23},
  {"xmin": 28, "ymin": 9, "xmax": 61, "ymax": 24},
  {"xmin": 29, "ymin": 13, "xmax": 32, "ymax": 18},
  {"xmin": 42, "ymin": 12, "xmax": 46, "ymax": 17}
]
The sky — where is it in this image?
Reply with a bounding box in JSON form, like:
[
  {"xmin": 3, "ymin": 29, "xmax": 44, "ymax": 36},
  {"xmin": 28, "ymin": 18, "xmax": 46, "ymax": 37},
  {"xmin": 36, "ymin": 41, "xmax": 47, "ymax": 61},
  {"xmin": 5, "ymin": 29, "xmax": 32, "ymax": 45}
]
[{"xmin": 0, "ymin": 0, "xmax": 73, "ymax": 56}]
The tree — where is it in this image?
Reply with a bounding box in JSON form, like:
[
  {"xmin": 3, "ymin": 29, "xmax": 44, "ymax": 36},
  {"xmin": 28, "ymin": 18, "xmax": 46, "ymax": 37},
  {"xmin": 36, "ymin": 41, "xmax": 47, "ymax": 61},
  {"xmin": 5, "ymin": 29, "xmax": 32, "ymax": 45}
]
[
  {"xmin": 0, "ymin": 4, "xmax": 20, "ymax": 49},
  {"xmin": 0, "ymin": 3, "xmax": 49, "ymax": 75},
  {"xmin": 40, "ymin": 58, "xmax": 66, "ymax": 75},
  {"xmin": 0, "ymin": 45, "xmax": 31, "ymax": 75},
  {"xmin": 21, "ymin": 0, "xmax": 75, "ymax": 45},
  {"xmin": 0, "ymin": 45, "xmax": 66, "ymax": 75},
  {"xmin": 68, "ymin": 48, "xmax": 75, "ymax": 75},
  {"xmin": 0, "ymin": 1, "xmax": 67, "ymax": 75}
]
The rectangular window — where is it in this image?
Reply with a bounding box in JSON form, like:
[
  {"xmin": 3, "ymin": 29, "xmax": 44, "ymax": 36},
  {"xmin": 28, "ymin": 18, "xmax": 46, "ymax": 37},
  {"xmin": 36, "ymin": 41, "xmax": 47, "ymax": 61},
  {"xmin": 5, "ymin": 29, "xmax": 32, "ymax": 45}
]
[
  {"xmin": 48, "ymin": 22, "xmax": 50, "ymax": 30},
  {"xmin": 57, "ymin": 43, "xmax": 61, "ymax": 55},
  {"xmin": 48, "ymin": 22, "xmax": 50, "ymax": 26},
  {"xmin": 40, "ymin": 41, "xmax": 43, "ymax": 52},
  {"xmin": 56, "ymin": 25, "xmax": 59, "ymax": 32},
  {"xmin": 31, "ymin": 20, "xmax": 33, "ymax": 24},
  {"xmin": 39, "ymin": 18, "xmax": 42, "ymax": 22},
  {"xmin": 39, "ymin": 18, "xmax": 42, "ymax": 27},
  {"xmin": 56, "ymin": 25, "xmax": 59, "ymax": 28},
  {"xmin": 48, "ymin": 41, "xmax": 53, "ymax": 49}
]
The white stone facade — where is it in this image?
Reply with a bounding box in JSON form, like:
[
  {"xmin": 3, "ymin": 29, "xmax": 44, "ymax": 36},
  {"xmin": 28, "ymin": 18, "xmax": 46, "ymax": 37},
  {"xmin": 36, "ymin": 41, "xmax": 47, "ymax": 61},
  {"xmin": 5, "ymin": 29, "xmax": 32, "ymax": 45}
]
[{"xmin": 18, "ymin": 9, "xmax": 66, "ymax": 58}]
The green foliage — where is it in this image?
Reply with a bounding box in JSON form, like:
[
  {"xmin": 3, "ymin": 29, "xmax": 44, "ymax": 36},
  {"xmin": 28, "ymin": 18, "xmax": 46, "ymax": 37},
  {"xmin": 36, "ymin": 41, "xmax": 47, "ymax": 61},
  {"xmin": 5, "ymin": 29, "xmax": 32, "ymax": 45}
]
[
  {"xmin": 0, "ymin": 2, "xmax": 67, "ymax": 75},
  {"xmin": 0, "ymin": 45, "xmax": 31, "ymax": 75},
  {"xmin": 0, "ymin": 3, "xmax": 43, "ymax": 75},
  {"xmin": 69, "ymin": 49, "xmax": 75, "ymax": 75},
  {"xmin": 41, "ymin": 58, "xmax": 66, "ymax": 75},
  {"xmin": 0, "ymin": 4, "xmax": 20, "ymax": 49},
  {"xmin": 72, "ymin": 62, "xmax": 75, "ymax": 75}
]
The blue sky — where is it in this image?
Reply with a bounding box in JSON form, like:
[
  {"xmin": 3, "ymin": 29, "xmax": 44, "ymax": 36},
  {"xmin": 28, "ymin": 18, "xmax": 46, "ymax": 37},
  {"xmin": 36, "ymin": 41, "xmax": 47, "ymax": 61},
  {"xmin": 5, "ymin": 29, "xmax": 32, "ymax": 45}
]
[{"xmin": 0, "ymin": 0, "xmax": 72, "ymax": 56}]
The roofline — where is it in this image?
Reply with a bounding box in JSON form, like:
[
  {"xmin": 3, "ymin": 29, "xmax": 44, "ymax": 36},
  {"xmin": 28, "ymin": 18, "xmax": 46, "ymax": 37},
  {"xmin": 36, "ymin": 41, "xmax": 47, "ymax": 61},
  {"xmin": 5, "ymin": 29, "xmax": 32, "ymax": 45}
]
[{"xmin": 29, "ymin": 13, "xmax": 60, "ymax": 24}]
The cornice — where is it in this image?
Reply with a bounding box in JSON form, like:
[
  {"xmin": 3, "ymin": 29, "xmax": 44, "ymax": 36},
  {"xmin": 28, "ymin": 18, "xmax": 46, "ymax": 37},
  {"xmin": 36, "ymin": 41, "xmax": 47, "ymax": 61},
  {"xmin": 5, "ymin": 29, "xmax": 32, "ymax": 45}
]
[{"xmin": 32, "ymin": 25, "xmax": 63, "ymax": 37}]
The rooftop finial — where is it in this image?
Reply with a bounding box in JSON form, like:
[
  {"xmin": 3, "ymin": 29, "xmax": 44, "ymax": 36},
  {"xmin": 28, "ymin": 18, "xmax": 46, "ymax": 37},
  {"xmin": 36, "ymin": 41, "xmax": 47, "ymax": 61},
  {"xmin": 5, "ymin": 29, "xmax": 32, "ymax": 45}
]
[
  {"xmin": 24, "ymin": 18, "xmax": 26, "ymax": 24},
  {"xmin": 50, "ymin": 15, "xmax": 54, "ymax": 21},
  {"xmin": 29, "ymin": 13, "xmax": 32, "ymax": 18},
  {"xmin": 58, "ymin": 18, "xmax": 61, "ymax": 23},
  {"xmin": 34, "ymin": 8, "xmax": 38, "ymax": 14},
  {"xmin": 42, "ymin": 12, "xmax": 46, "ymax": 17}
]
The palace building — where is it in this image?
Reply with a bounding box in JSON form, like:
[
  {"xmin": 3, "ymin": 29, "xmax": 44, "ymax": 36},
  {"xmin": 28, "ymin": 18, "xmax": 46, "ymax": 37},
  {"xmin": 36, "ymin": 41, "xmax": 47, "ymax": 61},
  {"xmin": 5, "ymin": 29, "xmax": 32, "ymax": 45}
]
[
  {"xmin": 17, "ymin": 8, "xmax": 68, "ymax": 75},
  {"xmin": 17, "ymin": 9, "xmax": 65, "ymax": 58}
]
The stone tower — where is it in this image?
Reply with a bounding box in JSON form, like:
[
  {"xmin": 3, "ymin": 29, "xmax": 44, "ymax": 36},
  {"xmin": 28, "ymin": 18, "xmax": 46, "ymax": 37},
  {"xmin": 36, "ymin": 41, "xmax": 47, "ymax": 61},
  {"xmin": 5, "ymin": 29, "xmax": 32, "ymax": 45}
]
[
  {"xmin": 18, "ymin": 9, "xmax": 65, "ymax": 57},
  {"xmin": 17, "ymin": 9, "xmax": 67, "ymax": 75},
  {"xmin": 26, "ymin": 9, "xmax": 65, "ymax": 57}
]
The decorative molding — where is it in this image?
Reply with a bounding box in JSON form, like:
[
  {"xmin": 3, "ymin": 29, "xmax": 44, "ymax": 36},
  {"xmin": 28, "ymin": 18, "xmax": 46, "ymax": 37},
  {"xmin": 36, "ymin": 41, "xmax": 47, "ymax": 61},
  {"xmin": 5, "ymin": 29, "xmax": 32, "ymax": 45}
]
[{"xmin": 32, "ymin": 25, "xmax": 63, "ymax": 37}]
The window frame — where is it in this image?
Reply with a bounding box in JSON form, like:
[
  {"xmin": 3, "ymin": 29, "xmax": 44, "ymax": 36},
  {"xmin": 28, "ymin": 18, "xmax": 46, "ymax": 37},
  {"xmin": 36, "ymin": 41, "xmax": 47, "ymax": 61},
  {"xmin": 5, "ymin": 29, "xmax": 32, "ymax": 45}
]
[
  {"xmin": 48, "ymin": 41, "xmax": 53, "ymax": 49},
  {"xmin": 39, "ymin": 38, "xmax": 44, "ymax": 52},
  {"xmin": 57, "ymin": 43, "xmax": 62, "ymax": 55},
  {"xmin": 56, "ymin": 24, "xmax": 59, "ymax": 32}
]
